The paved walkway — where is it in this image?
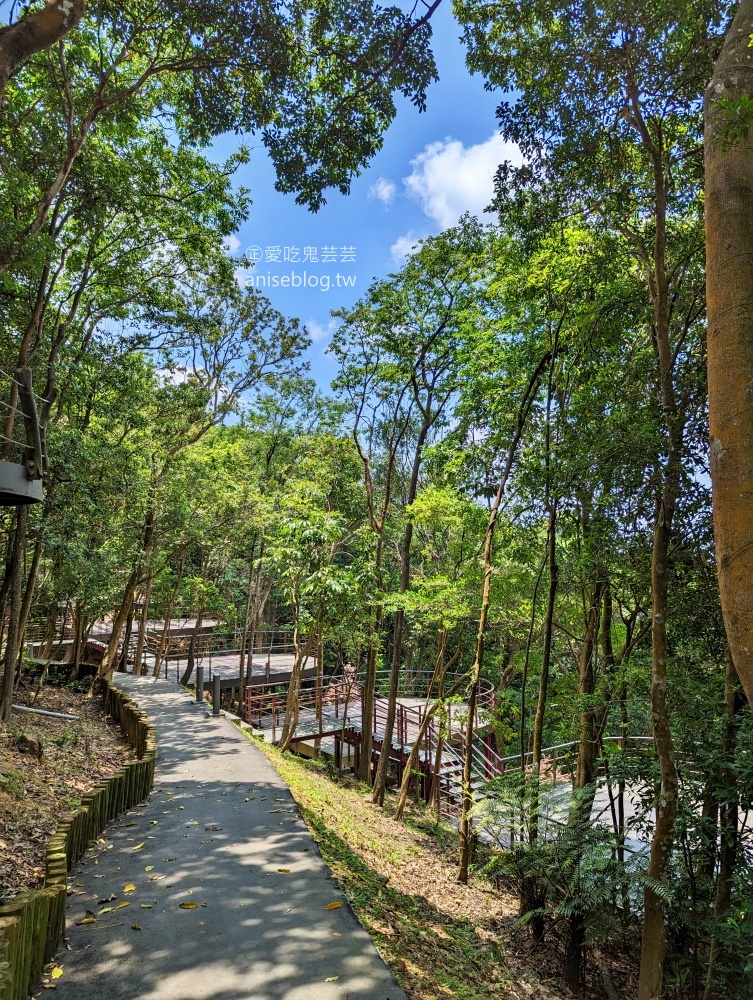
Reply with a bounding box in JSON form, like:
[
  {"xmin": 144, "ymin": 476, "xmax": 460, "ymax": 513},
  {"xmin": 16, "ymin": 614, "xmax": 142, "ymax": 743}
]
[{"xmin": 54, "ymin": 675, "xmax": 406, "ymax": 1000}]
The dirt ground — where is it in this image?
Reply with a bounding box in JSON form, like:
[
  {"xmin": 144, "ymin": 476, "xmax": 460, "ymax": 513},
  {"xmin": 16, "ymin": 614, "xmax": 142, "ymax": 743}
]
[{"xmin": 0, "ymin": 684, "xmax": 133, "ymax": 903}]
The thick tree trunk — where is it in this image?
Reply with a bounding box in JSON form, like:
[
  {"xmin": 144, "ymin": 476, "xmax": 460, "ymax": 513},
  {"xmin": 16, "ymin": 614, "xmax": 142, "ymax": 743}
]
[
  {"xmin": 704, "ymin": 0, "xmax": 753, "ymax": 710},
  {"xmin": 0, "ymin": 1, "xmax": 85, "ymax": 102}
]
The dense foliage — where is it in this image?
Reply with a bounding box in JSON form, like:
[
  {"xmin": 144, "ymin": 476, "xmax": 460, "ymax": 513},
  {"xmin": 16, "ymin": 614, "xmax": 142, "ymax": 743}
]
[{"xmin": 1, "ymin": 2, "xmax": 751, "ymax": 999}]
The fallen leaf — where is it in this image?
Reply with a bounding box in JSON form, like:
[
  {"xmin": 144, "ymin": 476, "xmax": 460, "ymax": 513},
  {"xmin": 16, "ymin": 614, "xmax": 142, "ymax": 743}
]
[
  {"xmin": 76, "ymin": 917, "xmax": 96, "ymax": 926},
  {"xmin": 123, "ymin": 884, "xmax": 136, "ymax": 893},
  {"xmin": 51, "ymin": 967, "xmax": 63, "ymax": 980},
  {"xmin": 131, "ymin": 924, "xmax": 142, "ymax": 931},
  {"xmin": 179, "ymin": 901, "xmax": 199, "ymax": 909},
  {"xmin": 99, "ymin": 901, "xmax": 129, "ymax": 914},
  {"xmin": 145, "ymin": 866, "xmax": 154, "ymax": 872},
  {"xmin": 324, "ymin": 976, "xmax": 340, "ymax": 982},
  {"xmin": 332, "ymin": 932, "xmax": 341, "ymax": 937},
  {"xmin": 140, "ymin": 904, "xmax": 153, "ymax": 909},
  {"xmin": 323, "ymin": 902, "xmax": 343, "ymax": 910},
  {"xmin": 277, "ymin": 868, "xmax": 291, "ymax": 874},
  {"xmin": 131, "ymin": 843, "xmax": 145, "ymax": 852},
  {"xmin": 269, "ymin": 809, "xmax": 283, "ymax": 814},
  {"xmin": 149, "ymin": 875, "xmax": 166, "ymax": 881}
]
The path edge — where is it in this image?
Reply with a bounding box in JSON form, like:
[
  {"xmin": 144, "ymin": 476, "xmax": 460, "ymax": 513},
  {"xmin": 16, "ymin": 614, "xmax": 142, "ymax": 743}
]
[{"xmin": 0, "ymin": 679, "xmax": 156, "ymax": 1000}]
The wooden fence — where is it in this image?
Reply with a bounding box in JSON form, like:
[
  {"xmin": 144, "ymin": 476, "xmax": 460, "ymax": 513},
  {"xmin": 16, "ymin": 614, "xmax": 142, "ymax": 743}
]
[{"xmin": 0, "ymin": 680, "xmax": 156, "ymax": 999}]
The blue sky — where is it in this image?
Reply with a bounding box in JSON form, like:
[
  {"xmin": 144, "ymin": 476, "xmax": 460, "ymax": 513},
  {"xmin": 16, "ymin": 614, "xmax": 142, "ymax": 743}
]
[{"xmin": 212, "ymin": 4, "xmax": 519, "ymax": 389}]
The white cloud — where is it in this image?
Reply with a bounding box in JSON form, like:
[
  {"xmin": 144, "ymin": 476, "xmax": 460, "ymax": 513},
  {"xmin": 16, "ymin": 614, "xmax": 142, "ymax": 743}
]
[
  {"xmin": 224, "ymin": 234, "xmax": 241, "ymax": 254},
  {"xmin": 307, "ymin": 318, "xmax": 336, "ymax": 344},
  {"xmin": 368, "ymin": 176, "xmax": 396, "ymax": 207},
  {"xmin": 404, "ymin": 133, "xmax": 523, "ymax": 229},
  {"xmin": 390, "ymin": 232, "xmax": 423, "ymax": 264}
]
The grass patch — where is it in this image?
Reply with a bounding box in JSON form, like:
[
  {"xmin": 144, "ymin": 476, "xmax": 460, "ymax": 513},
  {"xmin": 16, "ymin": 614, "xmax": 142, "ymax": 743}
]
[{"xmin": 244, "ymin": 732, "xmax": 563, "ymax": 1000}]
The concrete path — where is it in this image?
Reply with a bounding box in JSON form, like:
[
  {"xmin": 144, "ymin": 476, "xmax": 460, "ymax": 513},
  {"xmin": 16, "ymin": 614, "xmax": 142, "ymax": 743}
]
[{"xmin": 54, "ymin": 675, "xmax": 407, "ymax": 1000}]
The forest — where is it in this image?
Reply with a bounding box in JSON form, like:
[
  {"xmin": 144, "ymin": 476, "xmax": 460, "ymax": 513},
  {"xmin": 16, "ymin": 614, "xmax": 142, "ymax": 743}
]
[{"xmin": 1, "ymin": 1, "xmax": 753, "ymax": 999}]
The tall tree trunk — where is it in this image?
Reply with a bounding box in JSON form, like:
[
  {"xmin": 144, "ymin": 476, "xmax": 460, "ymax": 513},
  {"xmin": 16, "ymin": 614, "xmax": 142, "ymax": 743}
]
[
  {"xmin": 372, "ymin": 411, "xmax": 433, "ymax": 807},
  {"xmin": 563, "ymin": 578, "xmax": 604, "ymax": 993},
  {"xmin": 99, "ymin": 505, "xmax": 155, "ymax": 677},
  {"xmin": 314, "ymin": 623, "xmax": 324, "ymax": 754},
  {"xmin": 0, "ymin": 0, "xmax": 86, "ymax": 103},
  {"xmin": 133, "ymin": 572, "xmax": 153, "ymax": 675},
  {"xmin": 358, "ymin": 636, "xmax": 380, "ymax": 783},
  {"xmin": 703, "ymin": 651, "xmax": 743, "ymax": 1000},
  {"xmin": 180, "ymin": 610, "xmax": 204, "ymax": 686},
  {"xmin": 637, "ymin": 484, "xmax": 681, "ymax": 1000},
  {"xmin": 67, "ymin": 602, "xmax": 86, "ymax": 681},
  {"xmin": 704, "ymin": 0, "xmax": 753, "ymax": 710},
  {"xmin": 458, "ymin": 352, "xmax": 552, "ymax": 882},
  {"xmin": 238, "ymin": 552, "xmax": 254, "ymax": 704},
  {"xmin": 573, "ymin": 580, "xmax": 605, "ymax": 805},
  {"xmin": 0, "ymin": 506, "xmax": 28, "ymax": 722},
  {"xmin": 153, "ymin": 553, "xmax": 184, "ymax": 677},
  {"xmin": 279, "ymin": 625, "xmax": 316, "ymax": 751},
  {"xmin": 394, "ymin": 631, "xmax": 465, "ymax": 821},
  {"xmin": 529, "ymin": 502, "xmax": 558, "ymax": 843},
  {"xmin": 633, "ymin": 73, "xmax": 683, "ymax": 996},
  {"xmin": 15, "ymin": 532, "xmax": 43, "ymax": 666},
  {"xmin": 245, "ymin": 548, "xmax": 268, "ymax": 683}
]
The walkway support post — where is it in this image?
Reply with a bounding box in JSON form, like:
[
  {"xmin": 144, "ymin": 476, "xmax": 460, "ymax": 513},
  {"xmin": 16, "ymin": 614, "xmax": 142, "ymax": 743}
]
[
  {"xmin": 196, "ymin": 665, "xmax": 204, "ymax": 703},
  {"xmin": 213, "ymin": 674, "xmax": 221, "ymax": 716}
]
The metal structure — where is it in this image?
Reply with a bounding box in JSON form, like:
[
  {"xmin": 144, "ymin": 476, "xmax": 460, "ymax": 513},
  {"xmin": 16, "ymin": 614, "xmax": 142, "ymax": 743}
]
[{"xmin": 0, "ymin": 368, "xmax": 52, "ymax": 506}]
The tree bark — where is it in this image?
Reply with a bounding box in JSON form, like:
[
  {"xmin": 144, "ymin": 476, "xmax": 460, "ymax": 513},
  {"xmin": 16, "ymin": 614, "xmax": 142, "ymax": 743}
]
[
  {"xmin": 529, "ymin": 502, "xmax": 558, "ymax": 844},
  {"xmin": 0, "ymin": 0, "xmax": 85, "ymax": 103},
  {"xmin": 153, "ymin": 553, "xmax": 185, "ymax": 677},
  {"xmin": 279, "ymin": 626, "xmax": 316, "ymax": 751},
  {"xmin": 15, "ymin": 532, "xmax": 43, "ymax": 666},
  {"xmin": 0, "ymin": 506, "xmax": 29, "ymax": 722},
  {"xmin": 372, "ymin": 409, "xmax": 433, "ymax": 807},
  {"xmin": 179, "ymin": 611, "xmax": 204, "ymax": 687},
  {"xmin": 704, "ymin": 0, "xmax": 753, "ymax": 710},
  {"xmin": 458, "ymin": 351, "xmax": 552, "ymax": 882},
  {"xmin": 564, "ymin": 578, "xmax": 604, "ymax": 993},
  {"xmin": 703, "ymin": 651, "xmax": 743, "ymax": 1000},
  {"xmin": 133, "ymin": 571, "xmax": 153, "ymax": 675}
]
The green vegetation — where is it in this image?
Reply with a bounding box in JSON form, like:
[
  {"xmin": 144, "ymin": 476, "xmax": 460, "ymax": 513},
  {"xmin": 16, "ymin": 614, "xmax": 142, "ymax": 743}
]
[
  {"xmin": 251, "ymin": 737, "xmax": 562, "ymax": 1000},
  {"xmin": 2, "ymin": 2, "xmax": 753, "ymax": 998}
]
